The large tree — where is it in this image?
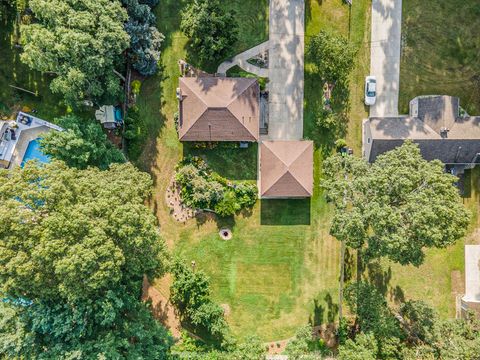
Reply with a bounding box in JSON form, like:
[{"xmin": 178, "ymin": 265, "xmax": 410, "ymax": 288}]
[
  {"xmin": 306, "ymin": 30, "xmax": 356, "ymax": 84},
  {"xmin": 40, "ymin": 114, "xmax": 125, "ymax": 170},
  {"xmin": 20, "ymin": 0, "xmax": 130, "ymax": 106},
  {"xmin": 0, "ymin": 161, "xmax": 171, "ymax": 358},
  {"xmin": 122, "ymin": 0, "xmax": 164, "ymax": 76},
  {"xmin": 181, "ymin": 0, "xmax": 238, "ymax": 64},
  {"xmin": 322, "ymin": 141, "xmax": 469, "ymax": 266}
]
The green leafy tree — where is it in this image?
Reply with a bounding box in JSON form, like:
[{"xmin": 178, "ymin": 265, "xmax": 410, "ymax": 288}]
[
  {"xmin": 0, "ymin": 161, "xmax": 171, "ymax": 358},
  {"xmin": 306, "ymin": 30, "xmax": 356, "ymax": 84},
  {"xmin": 322, "ymin": 141, "xmax": 469, "ymax": 266},
  {"xmin": 345, "ymin": 282, "xmax": 402, "ymax": 341},
  {"xmin": 170, "ymin": 258, "xmax": 230, "ymax": 346},
  {"xmin": 40, "ymin": 114, "xmax": 125, "ymax": 170},
  {"xmin": 181, "ymin": 0, "xmax": 238, "ymax": 64},
  {"xmin": 398, "ymin": 300, "xmax": 437, "ymax": 344},
  {"xmin": 338, "ymin": 333, "xmax": 378, "ymax": 360},
  {"xmin": 20, "ymin": 0, "xmax": 130, "ymax": 105}
]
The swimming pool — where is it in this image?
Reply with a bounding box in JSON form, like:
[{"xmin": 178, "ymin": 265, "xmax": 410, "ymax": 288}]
[{"xmin": 21, "ymin": 138, "xmax": 50, "ymax": 167}]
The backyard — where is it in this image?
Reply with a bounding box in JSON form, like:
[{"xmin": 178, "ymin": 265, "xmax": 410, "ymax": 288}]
[
  {"xmin": 399, "ymin": 0, "xmax": 480, "ymax": 114},
  {"xmin": 137, "ymin": 0, "xmax": 372, "ymax": 341}
]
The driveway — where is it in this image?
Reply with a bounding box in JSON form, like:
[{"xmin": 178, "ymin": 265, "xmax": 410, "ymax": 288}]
[
  {"xmin": 369, "ymin": 0, "xmax": 402, "ymax": 117},
  {"xmin": 267, "ymin": 0, "xmax": 304, "ymax": 140}
]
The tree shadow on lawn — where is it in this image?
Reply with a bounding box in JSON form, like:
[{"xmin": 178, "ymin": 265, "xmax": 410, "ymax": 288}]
[
  {"xmin": 260, "ymin": 198, "xmax": 311, "ymax": 225},
  {"xmin": 366, "ymin": 261, "xmax": 405, "ymax": 305},
  {"xmin": 183, "ymin": 142, "xmax": 258, "ymax": 180},
  {"xmin": 310, "ymin": 292, "xmax": 339, "ymax": 326}
]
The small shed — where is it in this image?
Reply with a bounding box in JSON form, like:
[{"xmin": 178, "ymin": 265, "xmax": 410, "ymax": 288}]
[{"xmin": 95, "ymin": 105, "xmax": 117, "ymax": 129}]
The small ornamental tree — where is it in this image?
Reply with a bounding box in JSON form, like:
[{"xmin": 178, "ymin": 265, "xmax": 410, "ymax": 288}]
[
  {"xmin": 181, "ymin": 0, "xmax": 238, "ymax": 64},
  {"xmin": 21, "ymin": 0, "xmax": 130, "ymax": 106},
  {"xmin": 322, "ymin": 141, "xmax": 469, "ymax": 266}
]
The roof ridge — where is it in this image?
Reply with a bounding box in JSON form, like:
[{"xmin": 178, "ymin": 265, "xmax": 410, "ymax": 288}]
[
  {"xmin": 261, "ymin": 144, "xmax": 288, "ymax": 195},
  {"xmin": 179, "ymin": 107, "xmax": 208, "ymax": 139},
  {"xmin": 225, "ymin": 78, "xmax": 255, "ymax": 108},
  {"xmin": 225, "ymin": 108, "xmax": 257, "ymax": 139},
  {"xmin": 287, "ymin": 144, "xmax": 311, "ymax": 193}
]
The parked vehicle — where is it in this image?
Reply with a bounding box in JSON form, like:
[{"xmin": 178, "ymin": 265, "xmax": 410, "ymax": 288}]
[{"xmin": 364, "ymin": 76, "xmax": 377, "ymax": 106}]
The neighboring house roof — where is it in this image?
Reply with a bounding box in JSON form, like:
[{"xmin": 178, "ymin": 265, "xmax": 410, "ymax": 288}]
[
  {"xmin": 463, "ymin": 245, "xmax": 480, "ymax": 303},
  {"xmin": 178, "ymin": 77, "xmax": 259, "ymax": 141},
  {"xmin": 260, "ymin": 141, "xmax": 313, "ymax": 198},
  {"xmin": 364, "ymin": 95, "xmax": 480, "ymax": 164}
]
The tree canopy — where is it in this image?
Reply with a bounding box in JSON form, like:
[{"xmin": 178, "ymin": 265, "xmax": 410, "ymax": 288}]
[
  {"xmin": 0, "ymin": 161, "xmax": 171, "ymax": 358},
  {"xmin": 21, "ymin": 0, "xmax": 130, "ymax": 106},
  {"xmin": 306, "ymin": 30, "xmax": 356, "ymax": 84},
  {"xmin": 122, "ymin": 0, "xmax": 164, "ymax": 76},
  {"xmin": 181, "ymin": 0, "xmax": 238, "ymax": 64},
  {"xmin": 322, "ymin": 141, "xmax": 469, "ymax": 266},
  {"xmin": 40, "ymin": 114, "xmax": 125, "ymax": 170}
]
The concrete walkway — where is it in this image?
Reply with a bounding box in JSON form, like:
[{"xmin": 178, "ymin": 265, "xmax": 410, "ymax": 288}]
[
  {"xmin": 369, "ymin": 0, "xmax": 402, "ymax": 117},
  {"xmin": 217, "ymin": 41, "xmax": 270, "ymax": 77},
  {"xmin": 267, "ymin": 0, "xmax": 304, "ymax": 140}
]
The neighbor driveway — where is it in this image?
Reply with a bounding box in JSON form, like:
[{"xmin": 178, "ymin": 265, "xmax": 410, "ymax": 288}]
[
  {"xmin": 267, "ymin": 0, "xmax": 304, "ymax": 140},
  {"xmin": 369, "ymin": 0, "xmax": 402, "ymax": 117}
]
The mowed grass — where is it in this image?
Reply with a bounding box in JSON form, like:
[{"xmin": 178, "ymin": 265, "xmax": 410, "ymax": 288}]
[
  {"xmin": 137, "ymin": 0, "xmax": 375, "ymax": 341},
  {"xmin": 399, "ymin": 0, "xmax": 480, "ymax": 114},
  {"xmin": 0, "ymin": 11, "xmax": 65, "ymax": 118}
]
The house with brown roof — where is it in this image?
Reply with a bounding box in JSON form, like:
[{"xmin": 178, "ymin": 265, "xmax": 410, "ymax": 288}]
[
  {"xmin": 259, "ymin": 140, "xmax": 313, "ymax": 198},
  {"xmin": 177, "ymin": 77, "xmax": 259, "ymax": 142},
  {"xmin": 363, "ymin": 95, "xmax": 480, "ymax": 172}
]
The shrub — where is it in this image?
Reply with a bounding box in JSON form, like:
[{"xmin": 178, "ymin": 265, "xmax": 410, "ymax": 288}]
[
  {"xmin": 131, "ymin": 80, "xmax": 142, "ymax": 95},
  {"xmin": 175, "ymin": 157, "xmax": 257, "ymax": 216}
]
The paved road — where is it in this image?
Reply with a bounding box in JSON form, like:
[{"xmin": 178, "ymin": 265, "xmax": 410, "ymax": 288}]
[
  {"xmin": 217, "ymin": 41, "xmax": 270, "ymax": 77},
  {"xmin": 267, "ymin": 0, "xmax": 304, "ymax": 140},
  {"xmin": 369, "ymin": 0, "xmax": 402, "ymax": 117}
]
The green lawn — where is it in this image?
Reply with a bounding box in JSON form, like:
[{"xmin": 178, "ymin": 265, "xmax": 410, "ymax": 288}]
[
  {"xmin": 399, "ymin": 0, "xmax": 480, "ymax": 114},
  {"xmin": 139, "ymin": 0, "xmax": 371, "ymax": 341},
  {"xmin": 0, "ymin": 10, "xmax": 65, "ymax": 119}
]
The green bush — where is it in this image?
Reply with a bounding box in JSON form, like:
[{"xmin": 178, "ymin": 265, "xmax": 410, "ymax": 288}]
[
  {"xmin": 175, "ymin": 157, "xmax": 257, "ymax": 216},
  {"xmin": 131, "ymin": 80, "xmax": 142, "ymax": 95}
]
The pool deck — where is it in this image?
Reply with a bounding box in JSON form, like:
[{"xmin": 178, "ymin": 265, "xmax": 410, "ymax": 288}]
[
  {"xmin": 10, "ymin": 126, "xmax": 51, "ymax": 169},
  {"xmin": 0, "ymin": 112, "xmax": 61, "ymax": 169}
]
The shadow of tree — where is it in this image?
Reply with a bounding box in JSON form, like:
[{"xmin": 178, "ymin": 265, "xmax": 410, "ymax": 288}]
[
  {"xmin": 260, "ymin": 198, "xmax": 311, "ymax": 225},
  {"xmin": 366, "ymin": 261, "xmax": 392, "ymax": 297},
  {"xmin": 309, "ymin": 292, "xmax": 339, "ymax": 326}
]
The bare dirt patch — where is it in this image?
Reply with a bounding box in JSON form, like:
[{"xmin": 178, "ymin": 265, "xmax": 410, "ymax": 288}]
[{"xmin": 142, "ymin": 276, "xmax": 182, "ymax": 339}]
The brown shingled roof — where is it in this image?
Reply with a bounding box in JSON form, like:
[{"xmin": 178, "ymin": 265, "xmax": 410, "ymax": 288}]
[
  {"xmin": 178, "ymin": 77, "xmax": 259, "ymax": 141},
  {"xmin": 260, "ymin": 141, "xmax": 314, "ymax": 198}
]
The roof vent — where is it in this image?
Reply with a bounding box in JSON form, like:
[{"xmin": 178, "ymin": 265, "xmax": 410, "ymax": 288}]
[{"xmin": 440, "ymin": 127, "xmax": 449, "ymax": 138}]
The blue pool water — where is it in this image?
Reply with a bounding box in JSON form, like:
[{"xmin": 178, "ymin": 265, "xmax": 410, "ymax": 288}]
[{"xmin": 21, "ymin": 138, "xmax": 50, "ymax": 167}]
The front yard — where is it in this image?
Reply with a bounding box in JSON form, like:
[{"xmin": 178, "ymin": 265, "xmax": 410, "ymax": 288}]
[{"xmin": 399, "ymin": 0, "xmax": 480, "ymax": 114}]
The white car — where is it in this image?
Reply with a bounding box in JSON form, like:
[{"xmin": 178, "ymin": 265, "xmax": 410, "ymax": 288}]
[{"xmin": 364, "ymin": 76, "xmax": 377, "ymax": 106}]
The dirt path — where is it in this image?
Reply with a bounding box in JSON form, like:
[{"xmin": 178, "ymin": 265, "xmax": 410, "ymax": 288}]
[{"xmin": 142, "ymin": 276, "xmax": 182, "ymax": 339}]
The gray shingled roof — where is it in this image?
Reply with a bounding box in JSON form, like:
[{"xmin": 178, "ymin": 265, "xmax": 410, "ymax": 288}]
[{"xmin": 366, "ymin": 95, "xmax": 480, "ymax": 164}]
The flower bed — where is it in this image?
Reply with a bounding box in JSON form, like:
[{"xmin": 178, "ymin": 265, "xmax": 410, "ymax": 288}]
[{"xmin": 175, "ymin": 156, "xmax": 257, "ymax": 217}]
